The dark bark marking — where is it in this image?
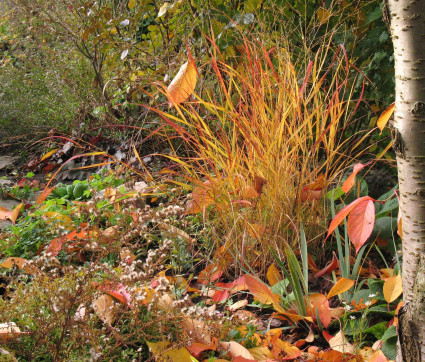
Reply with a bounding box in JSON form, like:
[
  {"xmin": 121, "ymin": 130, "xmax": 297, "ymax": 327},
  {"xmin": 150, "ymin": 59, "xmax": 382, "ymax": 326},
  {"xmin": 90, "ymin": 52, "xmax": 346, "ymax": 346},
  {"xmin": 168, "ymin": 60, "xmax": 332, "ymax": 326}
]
[{"xmin": 411, "ymin": 101, "xmax": 425, "ymax": 114}]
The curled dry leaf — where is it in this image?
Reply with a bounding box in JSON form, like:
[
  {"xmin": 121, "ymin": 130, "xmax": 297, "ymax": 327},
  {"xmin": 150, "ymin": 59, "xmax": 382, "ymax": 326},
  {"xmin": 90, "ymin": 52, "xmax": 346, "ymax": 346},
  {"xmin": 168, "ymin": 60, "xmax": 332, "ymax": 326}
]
[
  {"xmin": 93, "ymin": 294, "xmax": 117, "ymax": 325},
  {"xmin": 167, "ymin": 59, "xmax": 197, "ymax": 105},
  {"xmin": 181, "ymin": 315, "xmax": 212, "ymax": 345},
  {"xmin": 229, "ymin": 299, "xmax": 248, "ymax": 311},
  {"xmin": 219, "ymin": 341, "xmax": 255, "ymax": 360},
  {"xmin": 158, "ymin": 222, "xmax": 194, "ymax": 244},
  {"xmin": 329, "ymin": 331, "xmax": 355, "ymax": 354}
]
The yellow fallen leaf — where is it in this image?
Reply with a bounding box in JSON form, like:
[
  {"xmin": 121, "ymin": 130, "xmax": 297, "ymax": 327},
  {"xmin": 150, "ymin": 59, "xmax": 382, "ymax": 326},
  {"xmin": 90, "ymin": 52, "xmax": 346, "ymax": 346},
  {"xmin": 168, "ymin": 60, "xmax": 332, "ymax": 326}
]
[
  {"xmin": 327, "ymin": 278, "xmax": 355, "ymax": 299},
  {"xmin": 228, "ymin": 299, "xmax": 248, "ymax": 311},
  {"xmin": 146, "ymin": 340, "xmax": 193, "ymax": 362},
  {"xmin": 377, "ymin": 103, "xmax": 395, "ymax": 132},
  {"xmin": 128, "ymin": 0, "xmax": 137, "ymax": 10},
  {"xmin": 383, "ymin": 274, "xmax": 402, "ymax": 303},
  {"xmin": 167, "ymin": 60, "xmax": 197, "ymax": 105},
  {"xmin": 40, "ymin": 148, "xmax": 58, "ymax": 161}
]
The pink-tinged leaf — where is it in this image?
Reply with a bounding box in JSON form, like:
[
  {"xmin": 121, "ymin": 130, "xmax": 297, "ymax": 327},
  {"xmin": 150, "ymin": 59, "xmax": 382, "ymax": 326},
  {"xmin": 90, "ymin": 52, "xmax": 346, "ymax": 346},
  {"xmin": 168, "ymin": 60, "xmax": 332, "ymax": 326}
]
[
  {"xmin": 342, "ymin": 163, "xmax": 367, "ymax": 194},
  {"xmin": 327, "ymin": 196, "xmax": 375, "ymax": 239},
  {"xmin": 347, "ymin": 198, "xmax": 375, "ymax": 253},
  {"xmin": 377, "ymin": 103, "xmax": 395, "ymax": 132},
  {"xmin": 314, "ymin": 253, "xmax": 339, "ymax": 278},
  {"xmin": 307, "ymin": 293, "xmax": 332, "ymax": 328}
]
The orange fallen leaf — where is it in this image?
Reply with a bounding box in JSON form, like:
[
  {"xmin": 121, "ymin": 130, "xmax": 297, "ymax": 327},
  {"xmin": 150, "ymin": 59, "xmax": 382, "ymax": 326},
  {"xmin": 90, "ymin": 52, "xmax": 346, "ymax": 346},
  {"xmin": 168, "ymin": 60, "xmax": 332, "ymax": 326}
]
[
  {"xmin": 327, "ymin": 278, "xmax": 355, "ymax": 299},
  {"xmin": 9, "ymin": 202, "xmax": 23, "ymax": 224},
  {"xmin": 0, "ymin": 206, "xmax": 12, "ymax": 220},
  {"xmin": 377, "ymin": 103, "xmax": 395, "ymax": 132},
  {"xmin": 267, "ymin": 264, "xmax": 283, "ymax": 286},
  {"xmin": 368, "ymin": 349, "xmax": 389, "ymax": 362},
  {"xmin": 167, "ymin": 59, "xmax": 198, "ymax": 105}
]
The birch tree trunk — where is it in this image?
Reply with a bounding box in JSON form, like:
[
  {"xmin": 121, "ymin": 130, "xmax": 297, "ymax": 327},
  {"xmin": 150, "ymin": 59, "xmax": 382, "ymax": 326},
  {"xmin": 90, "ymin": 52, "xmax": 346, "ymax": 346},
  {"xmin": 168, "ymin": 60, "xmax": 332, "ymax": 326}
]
[{"xmin": 388, "ymin": 0, "xmax": 425, "ymax": 360}]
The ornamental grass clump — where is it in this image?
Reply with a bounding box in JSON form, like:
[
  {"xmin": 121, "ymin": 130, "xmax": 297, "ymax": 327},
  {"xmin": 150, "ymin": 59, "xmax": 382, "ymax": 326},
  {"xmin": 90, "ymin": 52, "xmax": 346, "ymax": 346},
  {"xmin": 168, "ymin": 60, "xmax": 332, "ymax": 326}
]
[{"xmin": 149, "ymin": 35, "xmax": 371, "ymax": 271}]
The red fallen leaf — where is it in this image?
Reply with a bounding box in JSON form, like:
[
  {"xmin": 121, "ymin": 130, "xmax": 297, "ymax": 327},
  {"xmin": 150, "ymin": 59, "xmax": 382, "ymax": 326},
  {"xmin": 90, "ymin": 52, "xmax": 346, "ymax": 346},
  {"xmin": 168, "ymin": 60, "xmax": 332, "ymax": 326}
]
[
  {"xmin": 187, "ymin": 337, "xmax": 218, "ymax": 358},
  {"xmin": 326, "ymin": 196, "xmax": 376, "ymax": 253},
  {"xmin": 347, "ymin": 198, "xmax": 375, "ymax": 253},
  {"xmin": 36, "ymin": 187, "xmax": 56, "ymax": 205},
  {"xmin": 322, "ymin": 330, "xmax": 333, "ymax": 343},
  {"xmin": 45, "ymin": 228, "xmax": 91, "ymax": 256},
  {"xmin": 198, "ymin": 264, "xmax": 223, "ymax": 285},
  {"xmin": 308, "ymin": 254, "xmax": 319, "ymax": 274},
  {"xmin": 42, "ymin": 163, "xmax": 58, "ymax": 173},
  {"xmin": 212, "ymin": 276, "xmax": 248, "ymax": 302},
  {"xmin": 24, "ymin": 158, "xmax": 39, "ymax": 171},
  {"xmin": 212, "ymin": 288, "xmax": 230, "ymax": 302},
  {"xmin": 341, "ymin": 162, "xmax": 371, "ymax": 194},
  {"xmin": 314, "ymin": 253, "xmax": 339, "ymax": 278},
  {"xmin": 16, "ymin": 178, "xmax": 26, "ymax": 187},
  {"xmin": 98, "ymin": 283, "xmax": 132, "ymax": 307}
]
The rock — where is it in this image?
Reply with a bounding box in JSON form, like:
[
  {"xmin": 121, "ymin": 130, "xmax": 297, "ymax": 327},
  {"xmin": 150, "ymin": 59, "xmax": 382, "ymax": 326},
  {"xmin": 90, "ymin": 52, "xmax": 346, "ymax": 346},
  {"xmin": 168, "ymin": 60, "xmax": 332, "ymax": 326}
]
[{"xmin": 0, "ymin": 156, "xmax": 18, "ymax": 171}]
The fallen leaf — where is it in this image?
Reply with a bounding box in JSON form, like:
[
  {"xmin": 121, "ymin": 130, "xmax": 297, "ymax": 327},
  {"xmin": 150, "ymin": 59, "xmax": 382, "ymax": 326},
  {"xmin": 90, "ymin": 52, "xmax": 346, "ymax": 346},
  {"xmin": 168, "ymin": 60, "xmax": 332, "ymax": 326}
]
[
  {"xmin": 228, "ymin": 299, "xmax": 248, "ymax": 311},
  {"xmin": 383, "ymin": 274, "xmax": 403, "ymax": 303},
  {"xmin": 187, "ymin": 337, "xmax": 218, "ymax": 357},
  {"xmin": 307, "ymin": 293, "xmax": 332, "ymax": 328},
  {"xmin": 198, "ymin": 264, "xmax": 223, "ymax": 285},
  {"xmin": 328, "ymin": 331, "xmax": 355, "ymax": 354},
  {"xmin": 146, "ymin": 340, "xmax": 193, "ymax": 362},
  {"xmin": 377, "ymin": 103, "xmax": 395, "ymax": 132},
  {"xmin": 40, "ymin": 148, "xmax": 59, "ymax": 161},
  {"xmin": 120, "ymin": 247, "xmax": 136, "ymax": 263},
  {"xmin": 266, "ymin": 264, "xmax": 282, "ymax": 286},
  {"xmin": 0, "ymin": 322, "xmax": 21, "ymax": 341},
  {"xmin": 182, "ymin": 316, "xmax": 212, "ymax": 345},
  {"xmin": 36, "ymin": 187, "xmax": 56, "ymax": 205},
  {"xmin": 93, "ymin": 294, "xmax": 117, "ymax": 324},
  {"xmin": 245, "ymin": 274, "xmax": 281, "ymax": 306},
  {"xmin": 272, "ymin": 338, "xmax": 301, "ymax": 360},
  {"xmin": 0, "ymin": 207, "xmax": 12, "ymax": 220},
  {"xmin": 249, "ymin": 346, "xmax": 274, "ymax": 361},
  {"xmin": 219, "ymin": 341, "xmax": 255, "ymax": 360},
  {"xmin": 342, "ymin": 163, "xmax": 368, "ymax": 194},
  {"xmin": 157, "ymin": 2, "xmax": 170, "ymax": 17},
  {"xmin": 368, "ymin": 350, "xmax": 389, "ymax": 362},
  {"xmin": 314, "ymin": 253, "xmax": 339, "ymax": 278},
  {"xmin": 327, "ymin": 278, "xmax": 355, "ymax": 299},
  {"xmin": 9, "ymin": 203, "xmax": 23, "ymax": 224},
  {"xmin": 0, "ymin": 257, "xmax": 37, "ymax": 274},
  {"xmin": 167, "ymin": 59, "xmax": 197, "ymax": 105}
]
